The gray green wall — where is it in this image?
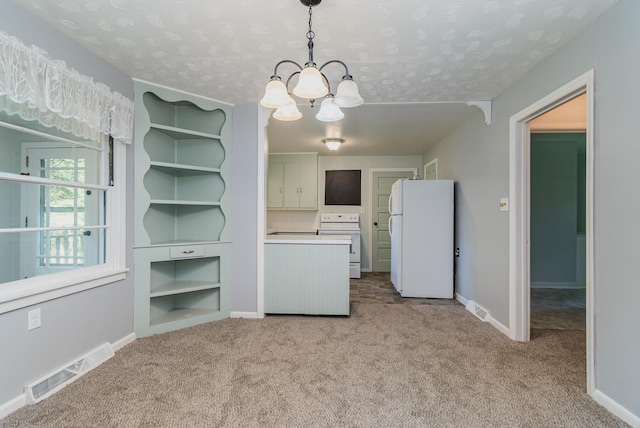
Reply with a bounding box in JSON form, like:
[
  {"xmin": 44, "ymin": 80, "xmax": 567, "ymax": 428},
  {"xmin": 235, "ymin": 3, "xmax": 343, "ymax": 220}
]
[
  {"xmin": 424, "ymin": 0, "xmax": 639, "ymax": 417},
  {"xmin": 530, "ymin": 133, "xmax": 585, "ymax": 285},
  {"xmin": 0, "ymin": 2, "xmax": 134, "ymax": 405}
]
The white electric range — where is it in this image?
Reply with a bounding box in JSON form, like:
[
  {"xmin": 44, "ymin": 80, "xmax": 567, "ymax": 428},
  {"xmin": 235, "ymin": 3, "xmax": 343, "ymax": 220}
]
[{"xmin": 317, "ymin": 213, "xmax": 361, "ymax": 279}]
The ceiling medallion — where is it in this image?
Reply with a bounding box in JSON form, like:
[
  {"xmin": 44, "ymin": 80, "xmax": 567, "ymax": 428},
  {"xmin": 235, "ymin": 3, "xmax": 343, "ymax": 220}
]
[{"xmin": 259, "ymin": 0, "xmax": 363, "ymax": 122}]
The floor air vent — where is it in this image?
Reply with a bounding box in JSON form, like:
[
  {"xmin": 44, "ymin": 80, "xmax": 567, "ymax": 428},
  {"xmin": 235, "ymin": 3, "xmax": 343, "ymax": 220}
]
[
  {"xmin": 24, "ymin": 343, "xmax": 114, "ymax": 404},
  {"xmin": 465, "ymin": 300, "xmax": 490, "ymax": 322}
]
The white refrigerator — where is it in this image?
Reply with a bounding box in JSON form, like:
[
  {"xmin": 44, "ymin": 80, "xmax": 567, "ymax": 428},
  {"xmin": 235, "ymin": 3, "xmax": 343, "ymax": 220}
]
[{"xmin": 388, "ymin": 179, "xmax": 454, "ymax": 298}]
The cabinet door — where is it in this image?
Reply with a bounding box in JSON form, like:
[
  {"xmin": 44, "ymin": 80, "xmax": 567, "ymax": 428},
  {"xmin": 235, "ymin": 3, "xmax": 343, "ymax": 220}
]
[
  {"xmin": 283, "ymin": 162, "xmax": 301, "ymax": 208},
  {"xmin": 267, "ymin": 162, "xmax": 284, "ymax": 208},
  {"xmin": 297, "ymin": 161, "xmax": 317, "ymax": 209},
  {"xmin": 267, "ymin": 154, "xmax": 317, "ymax": 210}
]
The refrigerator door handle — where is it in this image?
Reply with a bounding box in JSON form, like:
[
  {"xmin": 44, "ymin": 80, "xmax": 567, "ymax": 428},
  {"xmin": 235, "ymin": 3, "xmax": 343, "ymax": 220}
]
[
  {"xmin": 388, "ymin": 193, "xmax": 393, "ymax": 215},
  {"xmin": 388, "ymin": 215, "xmax": 393, "ymax": 238}
]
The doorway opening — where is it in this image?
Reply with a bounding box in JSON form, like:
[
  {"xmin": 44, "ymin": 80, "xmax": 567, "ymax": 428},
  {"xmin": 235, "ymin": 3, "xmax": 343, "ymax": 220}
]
[
  {"xmin": 509, "ymin": 70, "xmax": 594, "ymax": 394},
  {"xmin": 529, "ymin": 102, "xmax": 586, "ymax": 331},
  {"xmin": 368, "ymin": 168, "xmax": 416, "ymax": 272}
]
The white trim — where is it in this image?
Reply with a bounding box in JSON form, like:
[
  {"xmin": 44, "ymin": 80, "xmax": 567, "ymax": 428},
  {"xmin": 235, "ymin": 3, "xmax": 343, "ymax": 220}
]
[
  {"xmin": 487, "ymin": 315, "xmax": 511, "ymax": 337},
  {"xmin": 0, "ymin": 332, "xmax": 134, "ymax": 420},
  {"xmin": 455, "ymin": 292, "xmax": 469, "ymax": 306},
  {"xmin": 230, "ymin": 311, "xmax": 262, "ymax": 319},
  {"xmin": 593, "ymin": 389, "xmax": 640, "ymax": 428},
  {"xmin": 509, "ymin": 70, "xmax": 595, "ymax": 393},
  {"xmin": 457, "ymin": 293, "xmax": 511, "ymax": 337},
  {"xmin": 0, "ymin": 267, "xmax": 127, "ymax": 314},
  {"xmin": 0, "ymin": 394, "xmax": 26, "ymax": 420},
  {"xmin": 0, "ymin": 171, "xmax": 109, "ymax": 191},
  {"xmin": 112, "ymin": 332, "xmax": 136, "ymax": 352},
  {"xmin": 466, "ymin": 100, "xmax": 493, "ymax": 124},
  {"xmin": 257, "ymin": 106, "xmax": 271, "ymax": 318},
  {"xmin": 423, "ymin": 158, "xmax": 438, "ymax": 180},
  {"xmin": 367, "ymin": 168, "xmax": 417, "ymax": 272},
  {"xmin": 0, "ymin": 121, "xmax": 103, "ymax": 150}
]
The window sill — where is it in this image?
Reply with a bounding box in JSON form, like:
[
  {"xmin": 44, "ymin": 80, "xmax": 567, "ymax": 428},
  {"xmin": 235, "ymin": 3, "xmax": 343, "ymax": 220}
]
[{"xmin": 0, "ymin": 265, "xmax": 129, "ymax": 315}]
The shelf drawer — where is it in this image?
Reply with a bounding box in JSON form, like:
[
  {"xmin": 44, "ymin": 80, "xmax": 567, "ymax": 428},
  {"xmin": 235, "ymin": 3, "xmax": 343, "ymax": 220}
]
[{"xmin": 170, "ymin": 245, "xmax": 205, "ymax": 259}]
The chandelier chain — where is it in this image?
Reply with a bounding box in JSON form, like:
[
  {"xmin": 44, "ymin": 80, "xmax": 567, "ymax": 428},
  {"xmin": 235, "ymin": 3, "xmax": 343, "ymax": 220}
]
[{"xmin": 307, "ymin": 6, "xmax": 314, "ymax": 40}]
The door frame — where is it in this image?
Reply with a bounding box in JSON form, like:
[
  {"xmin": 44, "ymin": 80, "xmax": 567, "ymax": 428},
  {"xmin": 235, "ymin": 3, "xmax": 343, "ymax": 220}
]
[
  {"xmin": 509, "ymin": 70, "xmax": 594, "ymax": 393},
  {"xmin": 367, "ymin": 168, "xmax": 417, "ymax": 273}
]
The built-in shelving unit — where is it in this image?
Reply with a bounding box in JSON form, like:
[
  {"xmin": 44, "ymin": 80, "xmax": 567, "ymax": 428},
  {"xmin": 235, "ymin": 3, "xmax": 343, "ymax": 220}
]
[{"xmin": 133, "ymin": 80, "xmax": 232, "ymax": 337}]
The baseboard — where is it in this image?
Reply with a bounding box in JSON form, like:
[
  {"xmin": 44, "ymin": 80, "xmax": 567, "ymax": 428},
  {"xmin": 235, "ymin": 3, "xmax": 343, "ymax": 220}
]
[
  {"xmin": 593, "ymin": 389, "xmax": 640, "ymax": 427},
  {"xmin": 531, "ymin": 281, "xmax": 586, "ymax": 289},
  {"xmin": 230, "ymin": 311, "xmax": 262, "ymax": 319},
  {"xmin": 487, "ymin": 315, "xmax": 511, "ymax": 337},
  {"xmin": 0, "ymin": 394, "xmax": 26, "ymax": 420},
  {"xmin": 457, "ymin": 293, "xmax": 511, "ymax": 338},
  {"xmin": 455, "ymin": 292, "xmax": 468, "ymax": 306},
  {"xmin": 112, "ymin": 332, "xmax": 136, "ymax": 351},
  {"xmin": 0, "ymin": 331, "xmax": 135, "ymax": 420}
]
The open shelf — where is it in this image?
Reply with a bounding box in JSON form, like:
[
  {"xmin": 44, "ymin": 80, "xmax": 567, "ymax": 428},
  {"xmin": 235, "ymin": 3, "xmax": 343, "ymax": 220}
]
[
  {"xmin": 143, "ymin": 204, "xmax": 225, "ymax": 244},
  {"xmin": 150, "ymin": 300, "xmax": 220, "ymax": 326},
  {"xmin": 143, "ymin": 167, "xmax": 225, "ymax": 202},
  {"xmin": 144, "ymin": 128, "xmax": 225, "ymax": 170},
  {"xmin": 143, "ymin": 92, "xmax": 227, "ymax": 136},
  {"xmin": 149, "ymin": 256, "xmax": 220, "ymax": 292},
  {"xmin": 150, "ymin": 280, "xmax": 220, "ymax": 297}
]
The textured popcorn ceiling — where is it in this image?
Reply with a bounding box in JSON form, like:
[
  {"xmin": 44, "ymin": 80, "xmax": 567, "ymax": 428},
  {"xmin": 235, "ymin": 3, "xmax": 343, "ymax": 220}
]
[{"xmin": 14, "ymin": 0, "xmax": 617, "ymax": 155}]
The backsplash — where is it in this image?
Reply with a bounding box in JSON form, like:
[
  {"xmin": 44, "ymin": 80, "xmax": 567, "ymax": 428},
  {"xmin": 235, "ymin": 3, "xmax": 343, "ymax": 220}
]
[{"xmin": 267, "ymin": 211, "xmax": 320, "ymax": 233}]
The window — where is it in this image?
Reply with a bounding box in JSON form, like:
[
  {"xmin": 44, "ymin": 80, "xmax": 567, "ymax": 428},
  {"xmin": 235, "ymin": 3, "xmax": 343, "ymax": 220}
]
[
  {"xmin": 0, "ymin": 116, "xmax": 127, "ymax": 314},
  {"xmin": 0, "ymin": 31, "xmax": 133, "ymax": 314}
]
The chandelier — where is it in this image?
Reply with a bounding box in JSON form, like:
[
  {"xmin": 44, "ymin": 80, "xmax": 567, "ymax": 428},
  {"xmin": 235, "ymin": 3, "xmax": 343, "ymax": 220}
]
[{"xmin": 259, "ymin": 0, "xmax": 363, "ymax": 122}]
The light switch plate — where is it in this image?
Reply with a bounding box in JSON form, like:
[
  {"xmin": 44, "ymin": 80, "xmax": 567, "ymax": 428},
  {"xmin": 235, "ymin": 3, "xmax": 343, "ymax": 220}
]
[{"xmin": 499, "ymin": 197, "xmax": 509, "ymax": 212}]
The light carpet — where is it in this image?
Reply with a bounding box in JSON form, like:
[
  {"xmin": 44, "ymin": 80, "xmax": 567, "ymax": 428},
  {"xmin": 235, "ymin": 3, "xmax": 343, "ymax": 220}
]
[{"xmin": 0, "ymin": 303, "xmax": 626, "ymax": 427}]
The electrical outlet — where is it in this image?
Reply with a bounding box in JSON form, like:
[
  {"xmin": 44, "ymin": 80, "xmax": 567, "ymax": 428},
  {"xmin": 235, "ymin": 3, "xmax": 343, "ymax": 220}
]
[{"xmin": 28, "ymin": 308, "xmax": 41, "ymax": 330}]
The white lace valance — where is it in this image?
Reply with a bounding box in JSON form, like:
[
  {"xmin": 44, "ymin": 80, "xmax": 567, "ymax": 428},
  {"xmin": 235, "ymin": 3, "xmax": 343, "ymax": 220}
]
[{"xmin": 0, "ymin": 31, "xmax": 133, "ymax": 144}]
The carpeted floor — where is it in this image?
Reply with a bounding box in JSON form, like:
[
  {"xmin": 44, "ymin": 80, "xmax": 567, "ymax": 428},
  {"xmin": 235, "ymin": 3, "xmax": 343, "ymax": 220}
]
[{"xmin": 2, "ymin": 278, "xmax": 626, "ymax": 427}]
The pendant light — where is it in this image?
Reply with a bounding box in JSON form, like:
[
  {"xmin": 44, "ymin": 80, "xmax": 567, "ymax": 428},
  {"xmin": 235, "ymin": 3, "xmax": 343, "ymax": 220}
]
[{"xmin": 260, "ymin": 0, "xmax": 363, "ymax": 122}]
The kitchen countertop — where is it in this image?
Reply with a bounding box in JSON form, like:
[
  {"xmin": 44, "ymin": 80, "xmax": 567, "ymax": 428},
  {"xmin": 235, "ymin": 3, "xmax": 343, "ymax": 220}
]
[{"xmin": 265, "ymin": 235, "xmax": 351, "ymax": 245}]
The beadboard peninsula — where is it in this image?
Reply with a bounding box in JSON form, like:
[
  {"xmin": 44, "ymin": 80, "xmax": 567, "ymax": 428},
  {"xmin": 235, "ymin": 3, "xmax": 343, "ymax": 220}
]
[{"xmin": 265, "ymin": 235, "xmax": 351, "ymax": 316}]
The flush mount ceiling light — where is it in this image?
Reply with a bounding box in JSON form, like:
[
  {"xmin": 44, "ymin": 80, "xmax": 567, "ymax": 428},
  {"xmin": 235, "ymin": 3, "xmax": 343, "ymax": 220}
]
[
  {"xmin": 260, "ymin": 0, "xmax": 363, "ymax": 123},
  {"xmin": 323, "ymin": 138, "xmax": 344, "ymax": 151}
]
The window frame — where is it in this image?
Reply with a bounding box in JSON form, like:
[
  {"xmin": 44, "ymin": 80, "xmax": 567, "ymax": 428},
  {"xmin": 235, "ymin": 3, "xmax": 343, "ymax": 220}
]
[{"xmin": 0, "ymin": 128, "xmax": 127, "ymax": 315}]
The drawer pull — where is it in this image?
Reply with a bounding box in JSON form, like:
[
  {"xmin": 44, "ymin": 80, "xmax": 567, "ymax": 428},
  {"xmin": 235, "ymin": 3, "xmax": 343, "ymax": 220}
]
[{"xmin": 182, "ymin": 250, "xmax": 195, "ymax": 254}]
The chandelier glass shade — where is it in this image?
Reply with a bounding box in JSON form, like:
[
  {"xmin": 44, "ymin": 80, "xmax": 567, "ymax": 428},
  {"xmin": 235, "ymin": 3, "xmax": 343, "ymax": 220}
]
[
  {"xmin": 260, "ymin": 0, "xmax": 363, "ymax": 122},
  {"xmin": 273, "ymin": 99, "xmax": 302, "ymax": 121},
  {"xmin": 316, "ymin": 97, "xmax": 344, "ymax": 122}
]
